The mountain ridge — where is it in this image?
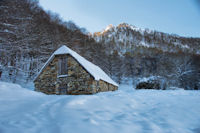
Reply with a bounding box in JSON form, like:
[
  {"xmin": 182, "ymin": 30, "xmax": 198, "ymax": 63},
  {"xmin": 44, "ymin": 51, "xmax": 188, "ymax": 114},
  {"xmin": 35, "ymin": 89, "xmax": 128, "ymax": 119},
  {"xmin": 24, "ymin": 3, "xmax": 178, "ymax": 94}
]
[
  {"xmin": 95, "ymin": 22, "xmax": 200, "ymax": 38},
  {"xmin": 92, "ymin": 23, "xmax": 200, "ymax": 55}
]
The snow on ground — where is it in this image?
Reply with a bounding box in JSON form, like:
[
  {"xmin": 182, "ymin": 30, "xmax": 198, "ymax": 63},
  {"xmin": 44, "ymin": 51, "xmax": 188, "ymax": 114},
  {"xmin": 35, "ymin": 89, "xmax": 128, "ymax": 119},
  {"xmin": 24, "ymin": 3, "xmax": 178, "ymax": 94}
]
[{"xmin": 0, "ymin": 82, "xmax": 200, "ymax": 133}]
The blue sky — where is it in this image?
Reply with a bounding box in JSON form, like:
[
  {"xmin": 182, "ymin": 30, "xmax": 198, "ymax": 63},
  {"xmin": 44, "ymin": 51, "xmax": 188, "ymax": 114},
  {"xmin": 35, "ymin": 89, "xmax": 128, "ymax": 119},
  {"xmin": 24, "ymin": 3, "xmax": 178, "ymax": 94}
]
[{"xmin": 39, "ymin": 0, "xmax": 200, "ymax": 37}]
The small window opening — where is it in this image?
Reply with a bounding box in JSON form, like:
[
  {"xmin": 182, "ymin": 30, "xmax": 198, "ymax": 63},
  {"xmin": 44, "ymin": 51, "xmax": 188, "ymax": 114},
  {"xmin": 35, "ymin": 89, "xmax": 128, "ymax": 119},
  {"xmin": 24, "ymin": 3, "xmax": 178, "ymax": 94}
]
[{"xmin": 58, "ymin": 56, "xmax": 68, "ymax": 76}]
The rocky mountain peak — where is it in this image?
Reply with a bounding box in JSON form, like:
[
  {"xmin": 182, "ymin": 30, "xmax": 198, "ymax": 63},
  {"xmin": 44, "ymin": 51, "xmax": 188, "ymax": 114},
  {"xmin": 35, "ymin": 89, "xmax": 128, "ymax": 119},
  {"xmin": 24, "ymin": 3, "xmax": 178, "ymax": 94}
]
[
  {"xmin": 105, "ymin": 24, "xmax": 114, "ymax": 31},
  {"xmin": 92, "ymin": 22, "xmax": 200, "ymax": 55},
  {"xmin": 96, "ymin": 23, "xmax": 152, "ymax": 37}
]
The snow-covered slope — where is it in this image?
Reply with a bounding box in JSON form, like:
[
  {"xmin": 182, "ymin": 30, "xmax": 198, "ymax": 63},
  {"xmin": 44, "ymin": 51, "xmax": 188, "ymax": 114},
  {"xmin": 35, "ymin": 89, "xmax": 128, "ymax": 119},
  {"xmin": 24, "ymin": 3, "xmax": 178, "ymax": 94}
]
[
  {"xmin": 0, "ymin": 0, "xmax": 109, "ymax": 87},
  {"xmin": 90, "ymin": 23, "xmax": 200, "ymax": 90},
  {"xmin": 92, "ymin": 23, "xmax": 200, "ymax": 55},
  {"xmin": 1, "ymin": 82, "xmax": 200, "ymax": 133}
]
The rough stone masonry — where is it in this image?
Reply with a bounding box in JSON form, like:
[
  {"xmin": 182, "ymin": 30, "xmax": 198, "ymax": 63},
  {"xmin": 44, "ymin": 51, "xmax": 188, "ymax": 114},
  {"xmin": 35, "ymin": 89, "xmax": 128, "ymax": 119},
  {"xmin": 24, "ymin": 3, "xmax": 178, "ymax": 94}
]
[{"xmin": 34, "ymin": 54, "xmax": 118, "ymax": 95}]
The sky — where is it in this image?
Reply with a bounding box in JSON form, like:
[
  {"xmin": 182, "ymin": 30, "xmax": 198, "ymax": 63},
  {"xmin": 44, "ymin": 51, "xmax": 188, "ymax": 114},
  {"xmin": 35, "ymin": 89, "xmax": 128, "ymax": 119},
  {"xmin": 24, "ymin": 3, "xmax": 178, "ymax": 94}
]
[{"xmin": 39, "ymin": 0, "xmax": 200, "ymax": 37}]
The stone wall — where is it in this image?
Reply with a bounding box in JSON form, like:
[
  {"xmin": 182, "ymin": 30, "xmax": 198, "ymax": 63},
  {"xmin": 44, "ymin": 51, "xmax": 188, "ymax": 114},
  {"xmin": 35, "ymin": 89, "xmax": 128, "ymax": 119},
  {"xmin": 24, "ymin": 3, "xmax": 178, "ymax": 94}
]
[
  {"xmin": 66, "ymin": 55, "xmax": 96, "ymax": 94},
  {"xmin": 34, "ymin": 54, "xmax": 118, "ymax": 95},
  {"xmin": 34, "ymin": 55, "xmax": 58, "ymax": 94},
  {"xmin": 98, "ymin": 80, "xmax": 118, "ymax": 92}
]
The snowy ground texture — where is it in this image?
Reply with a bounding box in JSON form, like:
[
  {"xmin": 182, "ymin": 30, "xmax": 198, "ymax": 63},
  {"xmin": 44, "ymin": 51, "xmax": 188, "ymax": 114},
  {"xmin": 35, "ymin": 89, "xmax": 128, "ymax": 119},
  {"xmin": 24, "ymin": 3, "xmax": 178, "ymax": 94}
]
[{"xmin": 0, "ymin": 82, "xmax": 200, "ymax": 133}]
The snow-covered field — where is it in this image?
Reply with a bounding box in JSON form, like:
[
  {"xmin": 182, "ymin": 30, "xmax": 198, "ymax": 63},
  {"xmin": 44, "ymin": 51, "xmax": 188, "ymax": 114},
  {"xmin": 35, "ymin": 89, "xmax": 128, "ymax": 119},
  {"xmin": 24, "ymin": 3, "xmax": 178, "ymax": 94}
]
[{"xmin": 0, "ymin": 82, "xmax": 200, "ymax": 133}]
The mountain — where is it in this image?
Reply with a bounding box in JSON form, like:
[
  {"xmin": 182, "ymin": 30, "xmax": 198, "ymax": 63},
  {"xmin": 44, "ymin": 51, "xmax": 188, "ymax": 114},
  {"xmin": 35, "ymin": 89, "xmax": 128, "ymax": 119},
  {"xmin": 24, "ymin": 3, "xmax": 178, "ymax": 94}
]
[
  {"xmin": 0, "ymin": 0, "xmax": 200, "ymax": 90},
  {"xmin": 91, "ymin": 23, "xmax": 200, "ymax": 89},
  {"xmin": 92, "ymin": 23, "xmax": 200, "ymax": 55}
]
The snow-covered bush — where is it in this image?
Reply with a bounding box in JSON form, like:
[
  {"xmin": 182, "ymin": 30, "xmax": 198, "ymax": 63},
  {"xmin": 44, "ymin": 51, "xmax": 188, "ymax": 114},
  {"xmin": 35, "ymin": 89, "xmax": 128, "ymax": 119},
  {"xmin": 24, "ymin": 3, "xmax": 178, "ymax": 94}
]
[{"xmin": 136, "ymin": 76, "xmax": 167, "ymax": 90}]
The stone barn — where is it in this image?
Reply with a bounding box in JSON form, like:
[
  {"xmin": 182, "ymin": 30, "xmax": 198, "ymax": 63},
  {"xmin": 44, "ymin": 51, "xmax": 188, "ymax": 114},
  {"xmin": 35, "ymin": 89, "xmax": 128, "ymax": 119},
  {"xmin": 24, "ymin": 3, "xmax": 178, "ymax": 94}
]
[{"xmin": 34, "ymin": 45, "xmax": 118, "ymax": 95}]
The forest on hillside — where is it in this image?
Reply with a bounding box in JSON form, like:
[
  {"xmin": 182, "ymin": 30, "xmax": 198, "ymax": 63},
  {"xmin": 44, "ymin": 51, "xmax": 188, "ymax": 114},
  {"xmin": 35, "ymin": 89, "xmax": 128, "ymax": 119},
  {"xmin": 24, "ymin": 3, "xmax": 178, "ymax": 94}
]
[{"xmin": 0, "ymin": 0, "xmax": 200, "ymax": 90}]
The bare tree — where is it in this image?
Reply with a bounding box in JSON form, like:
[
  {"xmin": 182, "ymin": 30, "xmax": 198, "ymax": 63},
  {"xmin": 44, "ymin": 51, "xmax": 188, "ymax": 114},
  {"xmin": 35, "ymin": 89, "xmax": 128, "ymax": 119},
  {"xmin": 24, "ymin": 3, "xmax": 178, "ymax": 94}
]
[{"xmin": 170, "ymin": 55, "xmax": 198, "ymax": 89}]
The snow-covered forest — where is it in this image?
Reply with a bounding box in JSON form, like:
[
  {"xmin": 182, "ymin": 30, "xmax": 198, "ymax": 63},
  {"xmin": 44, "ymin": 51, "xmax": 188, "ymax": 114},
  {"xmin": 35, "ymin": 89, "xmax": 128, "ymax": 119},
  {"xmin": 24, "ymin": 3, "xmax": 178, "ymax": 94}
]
[{"xmin": 0, "ymin": 0, "xmax": 200, "ymax": 90}]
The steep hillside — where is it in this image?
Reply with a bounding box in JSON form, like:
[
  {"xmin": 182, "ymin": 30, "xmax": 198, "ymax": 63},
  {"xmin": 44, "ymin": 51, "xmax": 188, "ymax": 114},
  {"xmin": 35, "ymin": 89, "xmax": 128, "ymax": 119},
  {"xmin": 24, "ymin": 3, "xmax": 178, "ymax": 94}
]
[
  {"xmin": 0, "ymin": 0, "xmax": 200, "ymax": 89},
  {"xmin": 92, "ymin": 23, "xmax": 200, "ymax": 89},
  {"xmin": 0, "ymin": 0, "xmax": 107, "ymax": 85}
]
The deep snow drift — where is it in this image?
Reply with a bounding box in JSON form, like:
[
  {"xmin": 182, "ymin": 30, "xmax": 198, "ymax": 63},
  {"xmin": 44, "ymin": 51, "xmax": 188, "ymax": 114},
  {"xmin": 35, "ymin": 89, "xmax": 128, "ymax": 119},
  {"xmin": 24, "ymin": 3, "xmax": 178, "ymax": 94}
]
[{"xmin": 0, "ymin": 82, "xmax": 200, "ymax": 133}]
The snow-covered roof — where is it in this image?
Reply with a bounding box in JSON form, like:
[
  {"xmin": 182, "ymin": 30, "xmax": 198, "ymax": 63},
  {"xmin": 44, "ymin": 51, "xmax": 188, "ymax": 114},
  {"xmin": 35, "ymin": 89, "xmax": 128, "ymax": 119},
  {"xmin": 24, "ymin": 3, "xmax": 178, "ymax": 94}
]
[{"xmin": 35, "ymin": 45, "xmax": 118, "ymax": 87}]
